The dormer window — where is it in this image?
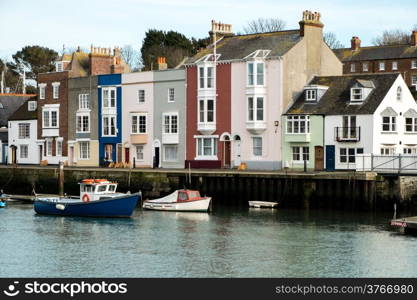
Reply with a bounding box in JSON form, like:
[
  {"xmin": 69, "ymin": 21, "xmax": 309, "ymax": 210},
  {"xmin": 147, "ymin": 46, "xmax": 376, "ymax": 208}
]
[
  {"xmin": 351, "ymin": 88, "xmax": 363, "ymax": 101},
  {"xmin": 28, "ymin": 101, "xmax": 37, "ymax": 111},
  {"xmin": 198, "ymin": 66, "xmax": 214, "ymax": 89},
  {"xmin": 306, "ymin": 89, "xmax": 317, "ymax": 101}
]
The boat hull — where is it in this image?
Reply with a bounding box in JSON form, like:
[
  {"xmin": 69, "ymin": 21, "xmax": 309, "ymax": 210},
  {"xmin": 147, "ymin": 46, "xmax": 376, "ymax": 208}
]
[
  {"xmin": 248, "ymin": 201, "xmax": 278, "ymax": 208},
  {"xmin": 143, "ymin": 197, "xmax": 211, "ymax": 212},
  {"xmin": 34, "ymin": 193, "xmax": 140, "ymax": 217},
  {"xmin": 0, "ymin": 202, "xmax": 6, "ymax": 208}
]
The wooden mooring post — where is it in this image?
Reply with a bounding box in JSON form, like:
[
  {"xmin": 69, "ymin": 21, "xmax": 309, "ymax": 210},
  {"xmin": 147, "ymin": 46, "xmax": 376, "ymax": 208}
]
[{"xmin": 58, "ymin": 161, "xmax": 64, "ymax": 197}]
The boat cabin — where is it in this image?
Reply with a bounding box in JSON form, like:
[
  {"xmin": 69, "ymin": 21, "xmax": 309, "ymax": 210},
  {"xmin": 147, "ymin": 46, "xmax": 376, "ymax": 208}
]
[
  {"xmin": 79, "ymin": 179, "xmax": 118, "ymax": 202},
  {"xmin": 177, "ymin": 190, "xmax": 203, "ymax": 202}
]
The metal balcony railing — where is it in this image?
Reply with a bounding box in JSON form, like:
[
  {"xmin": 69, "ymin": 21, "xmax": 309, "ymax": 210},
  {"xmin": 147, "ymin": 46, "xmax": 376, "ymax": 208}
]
[{"xmin": 335, "ymin": 127, "xmax": 361, "ymax": 142}]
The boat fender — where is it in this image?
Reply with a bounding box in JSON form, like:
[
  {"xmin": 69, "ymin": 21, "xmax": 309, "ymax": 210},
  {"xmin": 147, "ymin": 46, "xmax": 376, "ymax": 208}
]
[
  {"xmin": 56, "ymin": 204, "xmax": 65, "ymax": 210},
  {"xmin": 82, "ymin": 194, "xmax": 90, "ymax": 202}
]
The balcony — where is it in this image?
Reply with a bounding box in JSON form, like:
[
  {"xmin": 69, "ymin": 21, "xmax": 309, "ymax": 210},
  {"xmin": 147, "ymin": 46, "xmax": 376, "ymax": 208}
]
[
  {"xmin": 198, "ymin": 122, "xmax": 216, "ymax": 135},
  {"xmin": 335, "ymin": 127, "xmax": 361, "ymax": 142},
  {"xmin": 246, "ymin": 121, "xmax": 267, "ymax": 134}
]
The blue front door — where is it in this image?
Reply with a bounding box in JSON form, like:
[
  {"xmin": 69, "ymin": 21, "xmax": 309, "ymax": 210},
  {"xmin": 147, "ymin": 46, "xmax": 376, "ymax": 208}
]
[{"xmin": 326, "ymin": 145, "xmax": 335, "ymax": 171}]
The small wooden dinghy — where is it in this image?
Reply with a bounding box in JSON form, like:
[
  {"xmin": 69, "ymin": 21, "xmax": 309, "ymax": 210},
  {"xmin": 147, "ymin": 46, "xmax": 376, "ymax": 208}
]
[
  {"xmin": 248, "ymin": 201, "xmax": 278, "ymax": 208},
  {"xmin": 143, "ymin": 190, "xmax": 211, "ymax": 212}
]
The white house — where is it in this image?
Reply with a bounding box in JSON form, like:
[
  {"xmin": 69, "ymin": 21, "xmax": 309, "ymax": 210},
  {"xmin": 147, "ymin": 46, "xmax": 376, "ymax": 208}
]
[
  {"xmin": 322, "ymin": 73, "xmax": 417, "ymax": 170},
  {"xmin": 8, "ymin": 99, "xmax": 39, "ymax": 164}
]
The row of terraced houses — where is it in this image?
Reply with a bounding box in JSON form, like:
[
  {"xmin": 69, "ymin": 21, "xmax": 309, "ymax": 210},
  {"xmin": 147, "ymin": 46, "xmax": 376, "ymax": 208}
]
[{"xmin": 4, "ymin": 10, "xmax": 417, "ymax": 171}]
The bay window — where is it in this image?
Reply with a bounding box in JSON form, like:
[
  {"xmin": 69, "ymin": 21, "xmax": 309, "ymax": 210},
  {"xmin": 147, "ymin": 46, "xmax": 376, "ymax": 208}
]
[
  {"xmin": 286, "ymin": 115, "xmax": 310, "ymax": 134},
  {"xmin": 131, "ymin": 114, "xmax": 146, "ymax": 134},
  {"xmin": 247, "ymin": 61, "xmax": 265, "ymax": 86},
  {"xmin": 247, "ymin": 97, "xmax": 264, "ymax": 121},
  {"xmin": 103, "ymin": 116, "xmax": 116, "ymax": 136},
  {"xmin": 43, "ymin": 109, "xmax": 58, "ymax": 128},
  {"xmin": 103, "ymin": 87, "xmax": 116, "ymax": 108},
  {"xmin": 163, "ymin": 114, "xmax": 178, "ymax": 133},
  {"xmin": 198, "ymin": 66, "xmax": 214, "ymax": 89},
  {"xmin": 198, "ymin": 99, "xmax": 215, "ymax": 123}
]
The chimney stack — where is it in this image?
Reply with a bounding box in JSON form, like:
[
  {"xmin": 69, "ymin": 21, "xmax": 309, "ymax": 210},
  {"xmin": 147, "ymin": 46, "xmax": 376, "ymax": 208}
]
[
  {"xmin": 157, "ymin": 57, "xmax": 167, "ymax": 70},
  {"xmin": 299, "ymin": 10, "xmax": 323, "ymax": 37},
  {"xmin": 411, "ymin": 30, "xmax": 417, "ymax": 46},
  {"xmin": 351, "ymin": 36, "xmax": 361, "ymax": 50},
  {"xmin": 209, "ymin": 20, "xmax": 233, "ymax": 44}
]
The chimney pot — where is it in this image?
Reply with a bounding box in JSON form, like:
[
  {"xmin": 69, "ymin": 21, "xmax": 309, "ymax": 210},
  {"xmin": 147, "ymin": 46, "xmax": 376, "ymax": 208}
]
[{"xmin": 411, "ymin": 30, "xmax": 417, "ymax": 46}]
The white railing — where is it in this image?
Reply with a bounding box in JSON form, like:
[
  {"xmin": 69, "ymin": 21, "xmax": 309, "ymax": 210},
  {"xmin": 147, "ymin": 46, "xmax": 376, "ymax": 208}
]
[{"xmin": 356, "ymin": 154, "xmax": 417, "ymax": 173}]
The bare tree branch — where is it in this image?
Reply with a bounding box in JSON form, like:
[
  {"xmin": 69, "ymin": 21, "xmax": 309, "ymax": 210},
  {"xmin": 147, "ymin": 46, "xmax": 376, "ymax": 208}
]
[
  {"xmin": 242, "ymin": 18, "xmax": 286, "ymax": 34},
  {"xmin": 372, "ymin": 29, "xmax": 411, "ymax": 46},
  {"xmin": 121, "ymin": 45, "xmax": 140, "ymax": 70},
  {"xmin": 323, "ymin": 32, "xmax": 344, "ymax": 49}
]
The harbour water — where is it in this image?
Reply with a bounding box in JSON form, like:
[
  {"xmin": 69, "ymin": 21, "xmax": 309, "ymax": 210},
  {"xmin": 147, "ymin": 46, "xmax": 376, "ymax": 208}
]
[{"xmin": 1, "ymin": 203, "xmax": 417, "ymax": 277}]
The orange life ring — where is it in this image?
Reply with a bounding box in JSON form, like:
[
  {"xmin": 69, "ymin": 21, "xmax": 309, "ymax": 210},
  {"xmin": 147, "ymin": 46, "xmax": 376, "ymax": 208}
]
[{"xmin": 82, "ymin": 194, "xmax": 90, "ymax": 202}]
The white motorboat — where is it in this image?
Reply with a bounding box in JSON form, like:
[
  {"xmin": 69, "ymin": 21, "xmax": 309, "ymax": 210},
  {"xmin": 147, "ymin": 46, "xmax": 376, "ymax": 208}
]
[
  {"xmin": 143, "ymin": 190, "xmax": 211, "ymax": 212},
  {"xmin": 248, "ymin": 201, "xmax": 278, "ymax": 208}
]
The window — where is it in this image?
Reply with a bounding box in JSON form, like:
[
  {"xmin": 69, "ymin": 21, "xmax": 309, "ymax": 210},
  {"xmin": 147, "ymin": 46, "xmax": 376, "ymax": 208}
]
[
  {"xmin": 136, "ymin": 145, "xmax": 144, "ymax": 161},
  {"xmin": 412, "ymin": 75, "xmax": 417, "ymax": 86},
  {"xmin": 351, "ymin": 88, "xmax": 363, "ymax": 101},
  {"xmin": 198, "ymin": 66, "xmax": 214, "ymax": 89},
  {"xmin": 247, "ymin": 62, "xmax": 265, "ymax": 86},
  {"xmin": 42, "ymin": 110, "xmax": 58, "ymax": 128},
  {"xmin": 392, "ymin": 61, "xmax": 398, "ymax": 70},
  {"xmin": 131, "ymin": 114, "xmax": 146, "ymax": 134},
  {"xmin": 138, "ymin": 90, "xmax": 145, "ymax": 103},
  {"xmin": 103, "ymin": 116, "xmax": 116, "ymax": 136},
  {"xmin": 292, "ymin": 146, "xmax": 309, "ymax": 162},
  {"xmin": 196, "ymin": 137, "xmax": 217, "ymax": 157},
  {"xmin": 163, "ymin": 114, "xmax": 178, "ymax": 133},
  {"xmin": 39, "ymin": 84, "xmax": 46, "ymax": 99},
  {"xmin": 306, "ymin": 90, "xmax": 317, "ymax": 101},
  {"xmin": 363, "ymin": 63, "xmax": 369, "ymax": 72},
  {"xmin": 168, "ymin": 88, "xmax": 175, "ymax": 102},
  {"xmin": 397, "ymin": 86, "xmax": 402, "ymax": 101},
  {"xmin": 286, "ymin": 115, "xmax": 310, "ymax": 134},
  {"xmin": 382, "ymin": 116, "xmax": 396, "ymax": 132},
  {"xmin": 79, "ymin": 94, "xmax": 89, "ymax": 109},
  {"xmin": 381, "ymin": 147, "xmax": 395, "ymax": 155},
  {"xmin": 341, "ymin": 116, "xmax": 357, "ymax": 139},
  {"xmin": 20, "ymin": 145, "xmax": 28, "ymax": 159},
  {"xmin": 350, "ymin": 63, "xmax": 356, "ymax": 72},
  {"xmin": 164, "ymin": 145, "xmax": 178, "ymax": 161},
  {"xmin": 79, "ymin": 142, "xmax": 90, "ymax": 159},
  {"xmin": 198, "ymin": 99, "xmax": 215, "ymax": 123},
  {"xmin": 404, "ymin": 147, "xmax": 417, "ymax": 155},
  {"xmin": 56, "ymin": 62, "xmax": 63, "ymax": 72},
  {"xmin": 379, "ymin": 62, "xmax": 385, "ymax": 71},
  {"xmin": 411, "ymin": 60, "xmax": 417, "ymax": 69},
  {"xmin": 76, "ymin": 115, "xmax": 90, "ymax": 132},
  {"xmin": 57, "ymin": 140, "xmax": 62, "ymax": 156},
  {"xmin": 339, "ymin": 148, "xmax": 361, "ymax": 163},
  {"xmin": 247, "ymin": 97, "xmax": 264, "ymax": 121},
  {"xmin": 405, "ymin": 117, "xmax": 417, "ymax": 132},
  {"xmin": 253, "ymin": 137, "xmax": 262, "ymax": 156},
  {"xmin": 18, "ymin": 123, "xmax": 30, "ymax": 139},
  {"xmin": 46, "ymin": 140, "xmax": 52, "ymax": 156},
  {"xmin": 103, "ymin": 87, "xmax": 116, "ymax": 108},
  {"xmin": 28, "ymin": 101, "xmax": 37, "ymax": 111},
  {"xmin": 52, "ymin": 83, "xmax": 60, "ymax": 99}
]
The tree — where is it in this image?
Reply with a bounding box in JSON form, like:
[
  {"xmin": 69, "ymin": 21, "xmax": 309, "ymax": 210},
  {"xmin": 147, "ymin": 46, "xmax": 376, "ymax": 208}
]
[
  {"xmin": 0, "ymin": 58, "xmax": 20, "ymax": 93},
  {"xmin": 372, "ymin": 29, "xmax": 411, "ymax": 46},
  {"xmin": 140, "ymin": 30, "xmax": 194, "ymax": 70},
  {"xmin": 242, "ymin": 18, "xmax": 286, "ymax": 34},
  {"xmin": 323, "ymin": 32, "xmax": 344, "ymax": 49},
  {"xmin": 8, "ymin": 46, "xmax": 58, "ymax": 81},
  {"xmin": 121, "ymin": 45, "xmax": 140, "ymax": 70}
]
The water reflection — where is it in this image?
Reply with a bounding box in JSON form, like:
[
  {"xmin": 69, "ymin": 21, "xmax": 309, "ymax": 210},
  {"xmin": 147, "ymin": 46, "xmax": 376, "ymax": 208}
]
[{"xmin": 1, "ymin": 203, "xmax": 417, "ymax": 277}]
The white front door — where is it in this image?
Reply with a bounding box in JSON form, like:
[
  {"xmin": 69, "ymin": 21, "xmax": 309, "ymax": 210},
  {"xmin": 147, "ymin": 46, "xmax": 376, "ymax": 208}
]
[{"xmin": 235, "ymin": 140, "xmax": 241, "ymax": 167}]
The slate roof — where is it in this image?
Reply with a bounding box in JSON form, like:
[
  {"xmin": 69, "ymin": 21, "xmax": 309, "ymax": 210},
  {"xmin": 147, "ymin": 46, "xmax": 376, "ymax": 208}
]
[
  {"xmin": 285, "ymin": 73, "xmax": 400, "ymax": 116},
  {"xmin": 185, "ymin": 30, "xmax": 302, "ymax": 64},
  {"xmin": 8, "ymin": 97, "xmax": 37, "ymax": 121},
  {"xmin": 0, "ymin": 94, "xmax": 35, "ymax": 127},
  {"xmin": 333, "ymin": 44, "xmax": 417, "ymax": 62}
]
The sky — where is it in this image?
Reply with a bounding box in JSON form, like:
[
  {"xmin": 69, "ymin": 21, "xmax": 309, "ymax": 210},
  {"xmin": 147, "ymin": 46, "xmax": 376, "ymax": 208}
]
[{"xmin": 0, "ymin": 0, "xmax": 416, "ymax": 60}]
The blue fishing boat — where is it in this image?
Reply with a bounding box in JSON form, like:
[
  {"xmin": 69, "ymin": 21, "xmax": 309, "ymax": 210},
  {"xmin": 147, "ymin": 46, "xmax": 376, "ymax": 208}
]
[{"xmin": 34, "ymin": 179, "xmax": 140, "ymax": 217}]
